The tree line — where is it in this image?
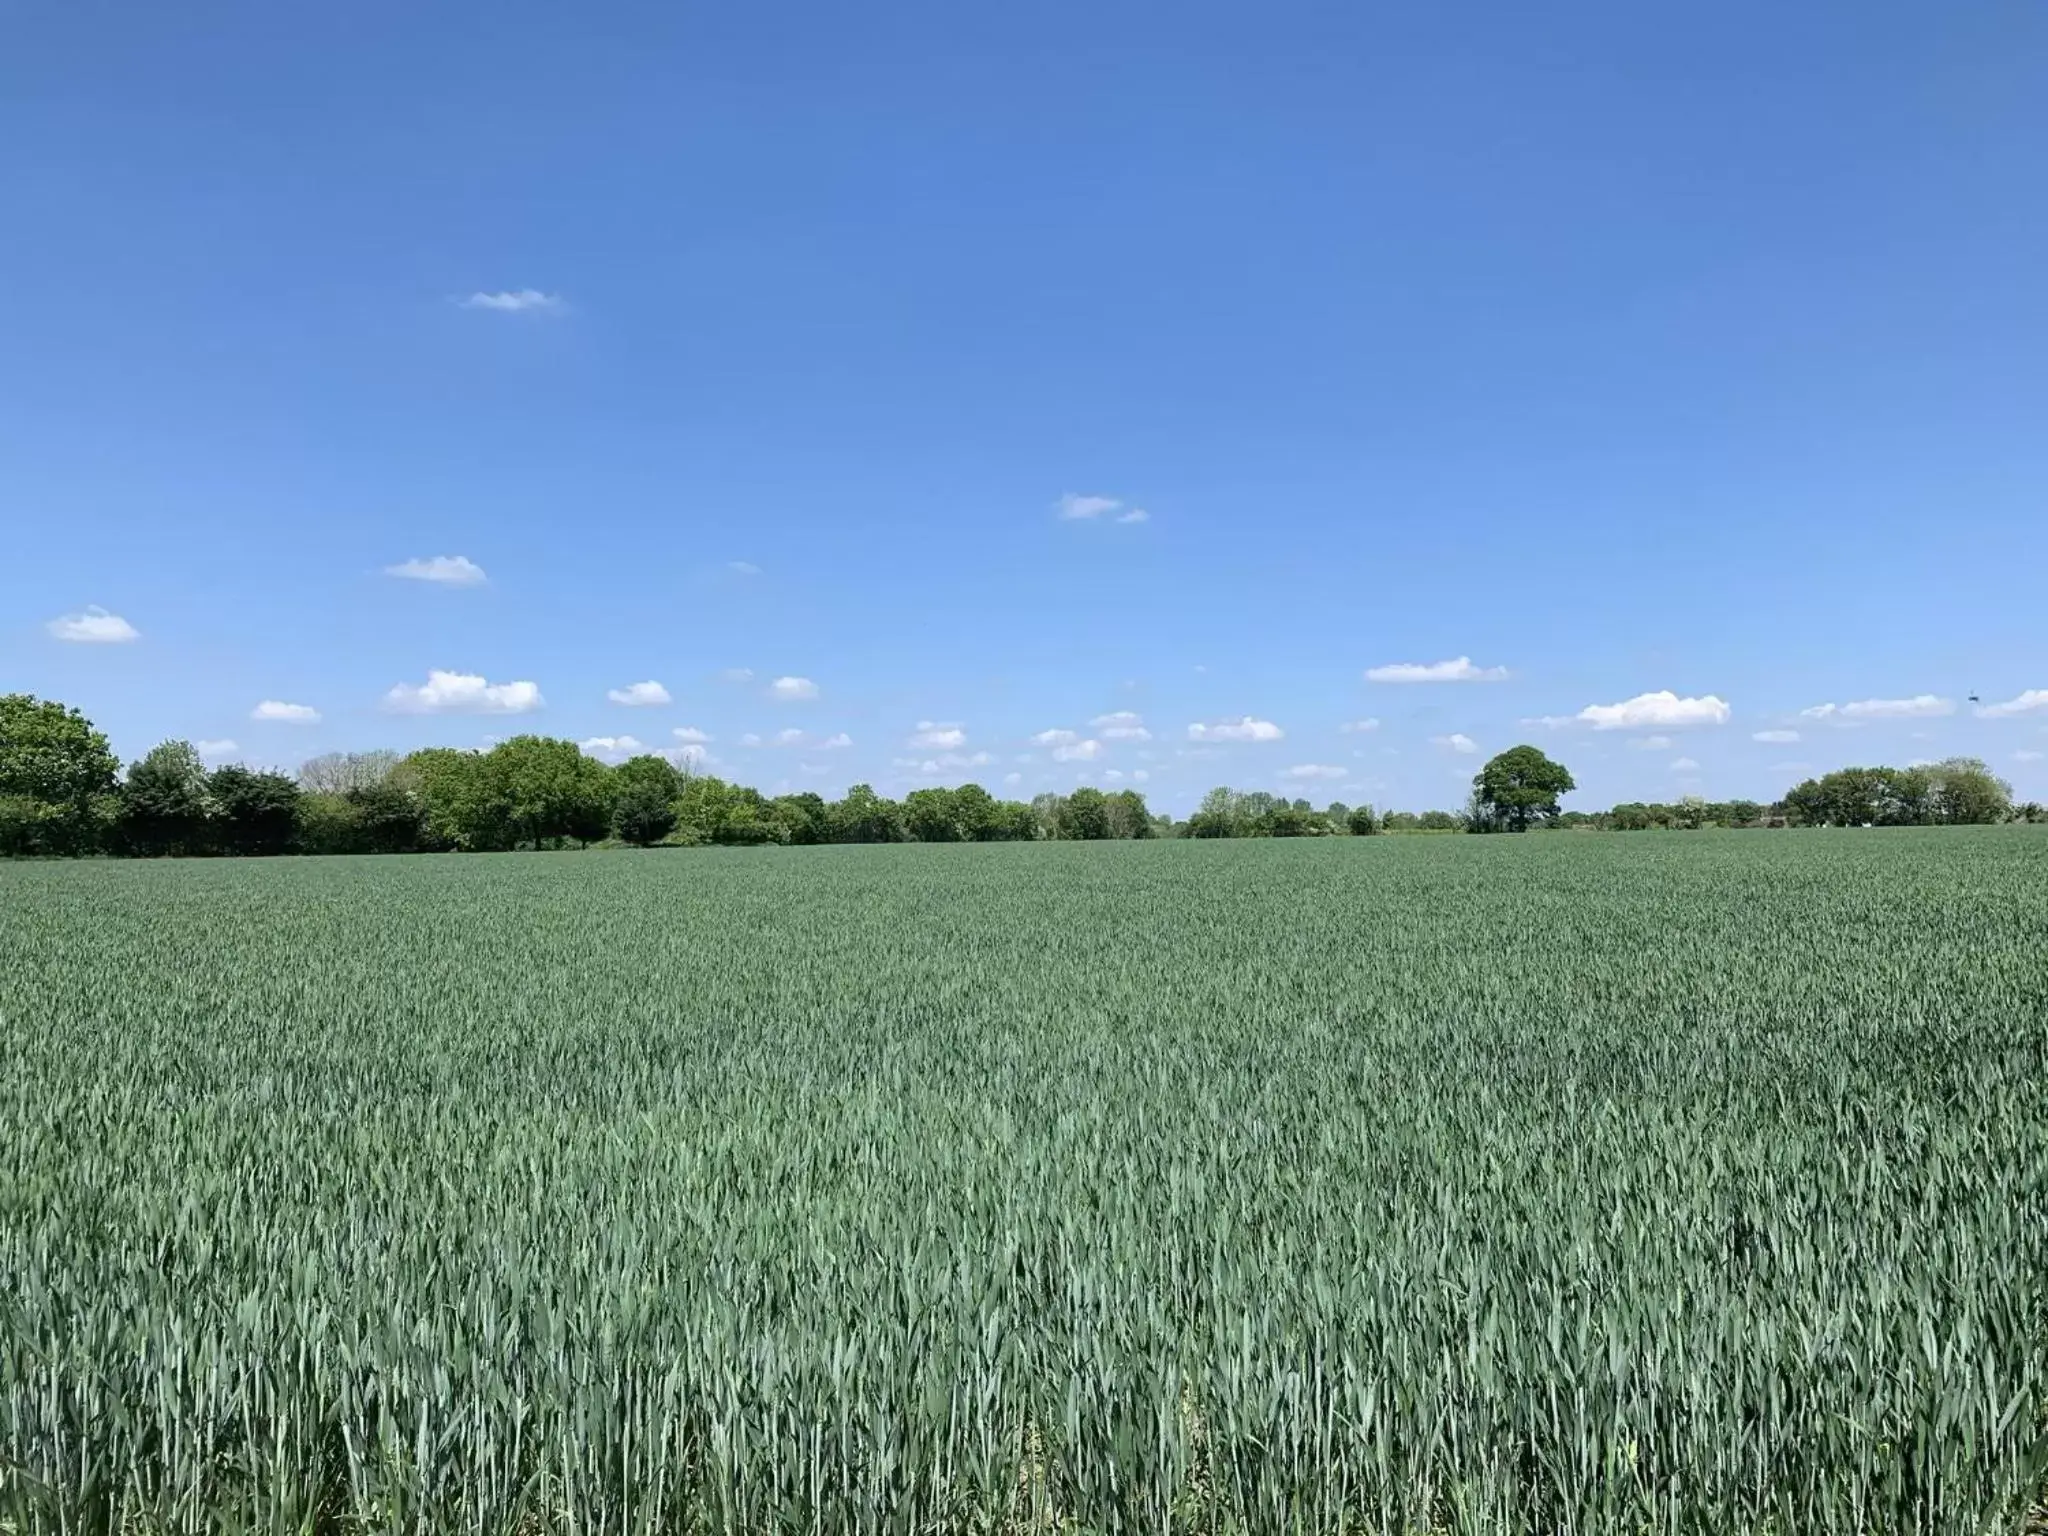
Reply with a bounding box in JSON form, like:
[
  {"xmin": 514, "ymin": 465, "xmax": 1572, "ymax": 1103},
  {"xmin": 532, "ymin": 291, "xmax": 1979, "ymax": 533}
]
[{"xmin": 3, "ymin": 693, "xmax": 2038, "ymax": 858}]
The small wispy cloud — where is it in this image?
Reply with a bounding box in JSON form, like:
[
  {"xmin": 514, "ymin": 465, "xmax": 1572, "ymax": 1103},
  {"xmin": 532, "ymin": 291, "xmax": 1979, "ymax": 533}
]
[
  {"xmin": 1752, "ymin": 729, "xmax": 1800, "ymax": 744},
  {"xmin": 1115, "ymin": 508, "xmax": 1150, "ymax": 524},
  {"xmin": 767, "ymin": 676, "xmax": 819, "ymax": 701},
  {"xmin": 1055, "ymin": 493, "xmax": 1122, "ymax": 520},
  {"xmin": 1091, "ymin": 711, "xmax": 1151, "ymax": 740},
  {"xmin": 1366, "ymin": 657, "xmax": 1509, "ymax": 684},
  {"xmin": 1579, "ymin": 691, "xmax": 1730, "ymax": 730},
  {"xmin": 579, "ymin": 735, "xmax": 645, "ymax": 763},
  {"xmin": 1032, "ymin": 728, "xmax": 1078, "ymax": 747},
  {"xmin": 1976, "ymin": 689, "xmax": 2048, "ymax": 719},
  {"xmin": 196, "ymin": 739, "xmax": 239, "ymax": 760},
  {"xmin": 1187, "ymin": 716, "xmax": 1284, "ymax": 743},
  {"xmin": 459, "ymin": 290, "xmax": 564, "ymax": 313},
  {"xmin": 1281, "ymin": 763, "xmax": 1345, "ymax": 781},
  {"xmin": 1431, "ymin": 733, "xmax": 1479, "ymax": 754},
  {"xmin": 385, "ymin": 555, "xmax": 487, "ymax": 586},
  {"xmin": 1339, "ymin": 718, "xmax": 1380, "ymax": 734},
  {"xmin": 46, "ymin": 605, "xmax": 139, "ymax": 643},
  {"xmin": 820, "ymin": 732, "xmax": 853, "ymax": 749},
  {"xmin": 1669, "ymin": 756, "xmax": 1700, "ymax": 771},
  {"xmin": 908, "ymin": 722, "xmax": 967, "ymax": 750},
  {"xmin": 1052, "ymin": 739, "xmax": 1101, "ymax": 762},
  {"xmin": 383, "ymin": 670, "xmax": 542, "ymax": 715},
  {"xmin": 607, "ymin": 680, "xmax": 672, "ymax": 707},
  {"xmin": 251, "ymin": 700, "xmax": 320, "ymax": 723},
  {"xmin": 727, "ymin": 561, "xmax": 762, "ymax": 576},
  {"xmin": 1801, "ymin": 695, "xmax": 1953, "ymax": 723},
  {"xmin": 672, "ymin": 726, "xmax": 712, "ymax": 743},
  {"xmin": 720, "ymin": 668, "xmax": 755, "ymax": 684},
  {"xmin": 2012, "ymin": 749, "xmax": 2044, "ymax": 763}
]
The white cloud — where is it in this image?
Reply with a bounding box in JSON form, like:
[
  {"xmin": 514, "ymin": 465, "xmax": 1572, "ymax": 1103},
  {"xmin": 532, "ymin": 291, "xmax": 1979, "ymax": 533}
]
[
  {"xmin": 1032, "ymin": 727, "xmax": 1079, "ymax": 746},
  {"xmin": 726, "ymin": 560, "xmax": 762, "ymax": 576},
  {"xmin": 606, "ymin": 680, "xmax": 671, "ymax": 707},
  {"xmin": 1669, "ymin": 756, "xmax": 1700, "ymax": 771},
  {"xmin": 385, "ymin": 555, "xmax": 487, "ymax": 586},
  {"xmin": 908, "ymin": 721, "xmax": 967, "ymax": 750},
  {"xmin": 1519, "ymin": 714, "xmax": 1576, "ymax": 729},
  {"xmin": 672, "ymin": 726, "xmax": 712, "ymax": 743},
  {"xmin": 1052, "ymin": 738, "xmax": 1102, "ymax": 762},
  {"xmin": 664, "ymin": 744, "xmax": 711, "ymax": 771},
  {"xmin": 1431, "ymin": 733, "xmax": 1479, "ymax": 754},
  {"xmin": 1339, "ymin": 718, "xmax": 1380, "ymax": 734},
  {"xmin": 1056, "ymin": 493, "xmax": 1121, "ymax": 520},
  {"xmin": 1103, "ymin": 769, "xmax": 1125, "ymax": 781},
  {"xmin": 1281, "ymin": 763, "xmax": 1345, "ymax": 781},
  {"xmin": 771, "ymin": 727, "xmax": 806, "ymax": 746},
  {"xmin": 819, "ymin": 732, "xmax": 853, "ymax": 749},
  {"xmin": 1976, "ymin": 689, "xmax": 2048, "ymax": 719},
  {"xmin": 46, "ymin": 605, "xmax": 139, "ymax": 643},
  {"xmin": 1187, "ymin": 716, "xmax": 1285, "ymax": 743},
  {"xmin": 767, "ymin": 676, "xmax": 819, "ymax": 701},
  {"xmin": 1115, "ymin": 508, "xmax": 1150, "ymax": 524},
  {"xmin": 895, "ymin": 751, "xmax": 994, "ymax": 775},
  {"xmin": 1092, "ymin": 710, "xmax": 1151, "ymax": 741},
  {"xmin": 251, "ymin": 700, "xmax": 320, "ymax": 723},
  {"xmin": 738, "ymin": 733, "xmax": 763, "ymax": 747},
  {"xmin": 720, "ymin": 668, "xmax": 755, "ymax": 684},
  {"xmin": 195, "ymin": 739, "xmax": 239, "ymax": 760},
  {"xmin": 579, "ymin": 735, "xmax": 646, "ymax": 763},
  {"xmin": 383, "ymin": 670, "xmax": 543, "ymax": 715},
  {"xmin": 1365, "ymin": 656, "xmax": 1509, "ymax": 684},
  {"xmin": 1752, "ymin": 729, "xmax": 1800, "ymax": 743},
  {"xmin": 1132, "ymin": 769, "xmax": 1150, "ymax": 783},
  {"xmin": 1800, "ymin": 695, "xmax": 1953, "ymax": 722},
  {"xmin": 1628, "ymin": 735, "xmax": 1675, "ymax": 751},
  {"xmin": 1578, "ymin": 691, "xmax": 1730, "ymax": 731},
  {"xmin": 1003, "ymin": 771, "xmax": 1023, "ymax": 785},
  {"xmin": 460, "ymin": 290, "xmax": 563, "ymax": 313},
  {"xmin": 2013, "ymin": 749, "xmax": 2044, "ymax": 763}
]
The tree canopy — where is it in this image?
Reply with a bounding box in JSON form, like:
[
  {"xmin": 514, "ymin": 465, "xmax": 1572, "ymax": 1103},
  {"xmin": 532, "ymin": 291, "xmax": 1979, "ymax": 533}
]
[{"xmin": 1470, "ymin": 745, "xmax": 1576, "ymax": 832}]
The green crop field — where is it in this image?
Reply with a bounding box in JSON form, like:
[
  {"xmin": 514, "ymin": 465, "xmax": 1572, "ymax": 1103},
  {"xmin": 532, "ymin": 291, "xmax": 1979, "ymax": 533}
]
[{"xmin": 4, "ymin": 831, "xmax": 2046, "ymax": 1534}]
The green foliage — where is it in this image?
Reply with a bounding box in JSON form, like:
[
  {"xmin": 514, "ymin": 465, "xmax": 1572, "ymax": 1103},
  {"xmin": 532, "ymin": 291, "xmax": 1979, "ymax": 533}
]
[
  {"xmin": 205, "ymin": 766, "xmax": 301, "ymax": 856},
  {"xmin": 610, "ymin": 755, "xmax": 682, "ymax": 847},
  {"xmin": 0, "ymin": 693, "xmax": 120, "ymax": 855},
  {"xmin": 118, "ymin": 740, "xmax": 212, "ymax": 857},
  {"xmin": 3, "ymin": 833, "xmax": 2046, "ymax": 1531},
  {"xmin": 1782, "ymin": 759, "xmax": 2012, "ymax": 829},
  {"xmin": 1471, "ymin": 744, "xmax": 1575, "ymax": 832},
  {"xmin": 1346, "ymin": 804, "xmax": 1379, "ymax": 836}
]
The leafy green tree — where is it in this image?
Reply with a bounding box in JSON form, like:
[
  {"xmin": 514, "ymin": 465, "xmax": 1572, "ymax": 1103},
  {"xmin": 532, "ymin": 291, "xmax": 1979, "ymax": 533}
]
[
  {"xmin": 0, "ymin": 694, "xmax": 120, "ymax": 856},
  {"xmin": 832, "ymin": 783, "xmax": 903, "ymax": 843},
  {"xmin": 951, "ymin": 783, "xmax": 999, "ymax": 841},
  {"xmin": 1926, "ymin": 757, "xmax": 2012, "ymax": 825},
  {"xmin": 400, "ymin": 748, "xmax": 511, "ymax": 851},
  {"xmin": 1416, "ymin": 809, "xmax": 1462, "ymax": 832},
  {"xmin": 1055, "ymin": 786, "xmax": 1112, "ymax": 840},
  {"xmin": 1105, "ymin": 789, "xmax": 1153, "ymax": 839},
  {"xmin": 771, "ymin": 791, "xmax": 832, "ymax": 846},
  {"xmin": 903, "ymin": 787, "xmax": 963, "ymax": 842},
  {"xmin": 348, "ymin": 781, "xmax": 428, "ymax": 852},
  {"xmin": 1345, "ymin": 804, "xmax": 1378, "ymax": 836},
  {"xmin": 485, "ymin": 736, "xmax": 613, "ymax": 848},
  {"xmin": 207, "ymin": 765, "xmax": 301, "ymax": 856},
  {"xmin": 1185, "ymin": 786, "xmax": 1239, "ymax": 838},
  {"xmin": 1471, "ymin": 745, "xmax": 1575, "ymax": 833},
  {"xmin": 611, "ymin": 755, "xmax": 682, "ymax": 846},
  {"xmin": 989, "ymin": 799, "xmax": 1040, "ymax": 841},
  {"xmin": 119, "ymin": 740, "xmax": 212, "ymax": 856}
]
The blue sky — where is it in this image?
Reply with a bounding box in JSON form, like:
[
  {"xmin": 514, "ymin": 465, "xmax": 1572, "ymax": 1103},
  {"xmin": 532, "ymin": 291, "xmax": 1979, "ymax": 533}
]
[{"xmin": 5, "ymin": 0, "xmax": 2045, "ymax": 813}]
